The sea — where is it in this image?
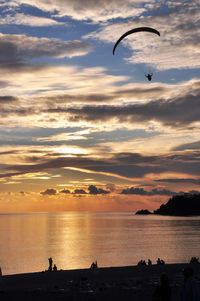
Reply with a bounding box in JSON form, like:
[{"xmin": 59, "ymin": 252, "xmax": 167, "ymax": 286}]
[{"xmin": 0, "ymin": 212, "xmax": 200, "ymax": 275}]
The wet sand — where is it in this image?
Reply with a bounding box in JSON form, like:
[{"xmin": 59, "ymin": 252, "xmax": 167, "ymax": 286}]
[{"xmin": 0, "ymin": 263, "xmax": 200, "ymax": 300}]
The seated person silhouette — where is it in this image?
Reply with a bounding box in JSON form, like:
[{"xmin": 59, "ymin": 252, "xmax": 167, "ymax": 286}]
[{"xmin": 90, "ymin": 260, "xmax": 98, "ymax": 269}]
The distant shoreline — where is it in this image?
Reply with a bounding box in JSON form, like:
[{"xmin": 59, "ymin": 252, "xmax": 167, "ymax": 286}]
[
  {"xmin": 0, "ymin": 262, "xmax": 182, "ymax": 276},
  {"xmin": 2, "ymin": 262, "xmax": 199, "ymax": 284},
  {"xmin": 1, "ymin": 263, "xmax": 200, "ymax": 301},
  {"xmin": 1, "ymin": 261, "xmax": 195, "ymax": 277}
]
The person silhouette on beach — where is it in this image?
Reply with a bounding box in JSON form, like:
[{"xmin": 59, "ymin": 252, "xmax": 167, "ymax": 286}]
[
  {"xmin": 179, "ymin": 266, "xmax": 199, "ymax": 301},
  {"xmin": 48, "ymin": 257, "xmax": 53, "ymax": 271},
  {"xmin": 190, "ymin": 257, "xmax": 199, "ymax": 264},
  {"xmin": 90, "ymin": 260, "xmax": 98, "ymax": 269},
  {"xmin": 153, "ymin": 273, "xmax": 171, "ymax": 301},
  {"xmin": 157, "ymin": 258, "xmax": 165, "ymax": 265}
]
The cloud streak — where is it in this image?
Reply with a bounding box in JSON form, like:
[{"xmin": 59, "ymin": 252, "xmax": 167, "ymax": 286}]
[
  {"xmin": 13, "ymin": 0, "xmax": 146, "ymax": 22},
  {"xmin": 0, "ymin": 33, "xmax": 93, "ymax": 67},
  {"xmin": 0, "ymin": 13, "xmax": 65, "ymax": 26},
  {"xmin": 2, "ymin": 151, "xmax": 200, "ymax": 183},
  {"xmin": 59, "ymin": 86, "xmax": 200, "ymax": 128},
  {"xmin": 40, "ymin": 188, "xmax": 57, "ymax": 195},
  {"xmin": 121, "ymin": 186, "xmax": 200, "ymax": 196}
]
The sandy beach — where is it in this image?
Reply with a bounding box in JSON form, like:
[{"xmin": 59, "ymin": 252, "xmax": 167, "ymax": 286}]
[{"xmin": 0, "ymin": 263, "xmax": 200, "ymax": 300}]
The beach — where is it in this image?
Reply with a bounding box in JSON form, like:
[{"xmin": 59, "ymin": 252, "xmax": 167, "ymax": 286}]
[{"xmin": 1, "ymin": 263, "xmax": 200, "ymax": 301}]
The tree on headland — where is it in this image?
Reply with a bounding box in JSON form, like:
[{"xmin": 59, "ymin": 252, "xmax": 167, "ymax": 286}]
[
  {"xmin": 135, "ymin": 193, "xmax": 200, "ymax": 216},
  {"xmin": 154, "ymin": 193, "xmax": 200, "ymax": 216}
]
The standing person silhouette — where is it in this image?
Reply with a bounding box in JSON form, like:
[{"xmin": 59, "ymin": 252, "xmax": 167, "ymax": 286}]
[
  {"xmin": 48, "ymin": 257, "xmax": 53, "ymax": 271},
  {"xmin": 179, "ymin": 266, "xmax": 199, "ymax": 301},
  {"xmin": 153, "ymin": 273, "xmax": 171, "ymax": 301}
]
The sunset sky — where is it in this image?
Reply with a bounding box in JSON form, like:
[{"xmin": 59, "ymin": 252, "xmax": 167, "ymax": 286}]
[{"xmin": 0, "ymin": 0, "xmax": 200, "ymax": 212}]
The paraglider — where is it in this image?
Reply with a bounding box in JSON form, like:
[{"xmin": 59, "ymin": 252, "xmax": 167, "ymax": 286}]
[
  {"xmin": 113, "ymin": 27, "xmax": 160, "ymax": 81},
  {"xmin": 145, "ymin": 73, "xmax": 153, "ymax": 81}
]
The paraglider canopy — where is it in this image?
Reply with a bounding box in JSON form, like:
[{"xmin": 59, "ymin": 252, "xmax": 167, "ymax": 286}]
[{"xmin": 113, "ymin": 27, "xmax": 160, "ymax": 55}]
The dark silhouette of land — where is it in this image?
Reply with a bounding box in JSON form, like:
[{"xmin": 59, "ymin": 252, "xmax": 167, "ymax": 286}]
[
  {"xmin": 135, "ymin": 193, "xmax": 200, "ymax": 216},
  {"xmin": 135, "ymin": 209, "xmax": 152, "ymax": 215},
  {"xmin": 154, "ymin": 193, "xmax": 200, "ymax": 216}
]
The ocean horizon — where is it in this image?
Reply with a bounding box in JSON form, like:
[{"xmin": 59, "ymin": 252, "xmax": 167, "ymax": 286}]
[{"xmin": 0, "ymin": 211, "xmax": 200, "ymax": 275}]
